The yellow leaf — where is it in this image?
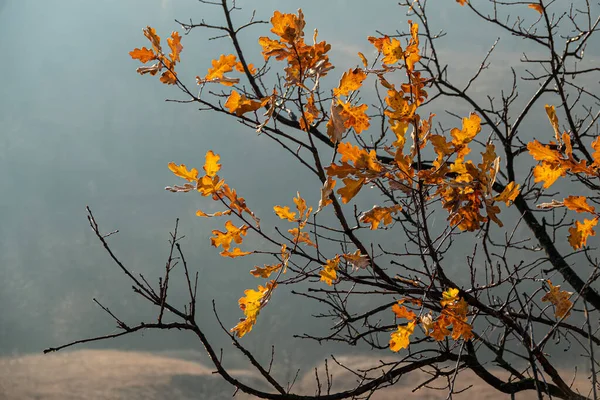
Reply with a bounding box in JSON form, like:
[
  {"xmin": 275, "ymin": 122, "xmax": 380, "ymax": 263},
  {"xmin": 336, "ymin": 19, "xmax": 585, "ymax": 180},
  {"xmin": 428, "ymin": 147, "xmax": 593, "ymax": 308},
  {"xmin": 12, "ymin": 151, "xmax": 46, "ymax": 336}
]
[
  {"xmin": 450, "ymin": 113, "xmax": 481, "ymax": 145},
  {"xmin": 494, "ymin": 181, "xmax": 520, "ymax": 206},
  {"xmin": 339, "ymin": 101, "xmax": 370, "ymax": 134},
  {"xmin": 389, "ymin": 321, "xmax": 416, "ymax": 352},
  {"xmin": 360, "ymin": 205, "xmax": 403, "ymax": 230},
  {"xmin": 197, "ymin": 175, "xmax": 225, "ymax": 196},
  {"xmin": 591, "ymin": 137, "xmax": 600, "ymax": 167},
  {"xmin": 319, "ymin": 256, "xmax": 340, "ymax": 286},
  {"xmin": 528, "ymin": 3, "xmax": 543, "ymax": 14},
  {"xmin": 441, "ymin": 288, "xmax": 459, "ymax": 307},
  {"xmin": 532, "ymin": 163, "xmax": 567, "ymax": 188},
  {"xmin": 273, "ymin": 205, "xmax": 297, "ymax": 221},
  {"xmin": 527, "ymin": 140, "xmax": 561, "ymax": 163},
  {"xmin": 231, "ymin": 281, "xmax": 277, "ymax": 337},
  {"xmin": 333, "ymin": 68, "xmax": 367, "ymax": 97},
  {"xmin": 250, "ymin": 263, "xmax": 282, "ymax": 278},
  {"xmin": 563, "ymin": 196, "xmax": 596, "ymax": 214},
  {"xmin": 202, "ymin": 150, "xmax": 221, "ymax": 177},
  {"xmin": 225, "ymin": 90, "xmax": 264, "ymax": 116},
  {"xmin": 220, "ymin": 248, "xmax": 252, "ymax": 258},
  {"xmin": 210, "ymin": 221, "xmax": 249, "ymax": 251},
  {"xmin": 568, "ymin": 217, "xmax": 598, "ymax": 249},
  {"xmin": 168, "ymin": 162, "xmax": 198, "ymax": 182},
  {"xmin": 541, "ymin": 281, "xmax": 573, "ymax": 319},
  {"xmin": 129, "ymin": 47, "xmax": 156, "ymax": 63}
]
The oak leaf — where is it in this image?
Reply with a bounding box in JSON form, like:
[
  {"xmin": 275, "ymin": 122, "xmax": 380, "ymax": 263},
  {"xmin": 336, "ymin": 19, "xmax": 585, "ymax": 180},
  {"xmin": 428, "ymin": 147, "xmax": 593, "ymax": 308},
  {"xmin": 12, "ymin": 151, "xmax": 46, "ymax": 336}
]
[
  {"xmin": 225, "ymin": 91, "xmax": 264, "ymax": 116},
  {"xmin": 129, "ymin": 47, "xmax": 156, "ymax": 63},
  {"xmin": 210, "ymin": 221, "xmax": 249, "ymax": 251},
  {"xmin": 273, "ymin": 206, "xmax": 297, "ymax": 221},
  {"xmin": 167, "ymin": 31, "xmax": 183, "ymax": 63},
  {"xmin": 220, "ymin": 248, "xmax": 252, "ymax": 258},
  {"xmin": 360, "ymin": 205, "xmax": 403, "ymax": 230},
  {"xmin": 528, "ymin": 3, "xmax": 544, "ymax": 14},
  {"xmin": 333, "ymin": 68, "xmax": 367, "ymax": 97},
  {"xmin": 563, "ymin": 196, "xmax": 595, "ymax": 214},
  {"xmin": 392, "ymin": 303, "xmax": 416, "ymax": 320},
  {"xmin": 568, "ymin": 217, "xmax": 598, "ymax": 249},
  {"xmin": 203, "ymin": 150, "xmax": 221, "ymax": 177},
  {"xmin": 168, "ymin": 163, "xmax": 199, "ymax": 182},
  {"xmin": 250, "ymin": 264, "xmax": 282, "ymax": 279},
  {"xmin": 319, "ymin": 256, "xmax": 340, "ymax": 286},
  {"xmin": 389, "ymin": 321, "xmax": 416, "ymax": 352},
  {"xmin": 541, "ymin": 281, "xmax": 573, "ymax": 319},
  {"xmin": 231, "ymin": 281, "xmax": 277, "ymax": 337}
]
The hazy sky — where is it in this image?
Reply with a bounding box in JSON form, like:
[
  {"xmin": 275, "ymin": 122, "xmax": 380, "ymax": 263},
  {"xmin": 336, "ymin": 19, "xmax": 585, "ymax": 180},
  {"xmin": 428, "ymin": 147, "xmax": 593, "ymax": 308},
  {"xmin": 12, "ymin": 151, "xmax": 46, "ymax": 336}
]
[{"xmin": 0, "ymin": 0, "xmax": 588, "ymax": 368}]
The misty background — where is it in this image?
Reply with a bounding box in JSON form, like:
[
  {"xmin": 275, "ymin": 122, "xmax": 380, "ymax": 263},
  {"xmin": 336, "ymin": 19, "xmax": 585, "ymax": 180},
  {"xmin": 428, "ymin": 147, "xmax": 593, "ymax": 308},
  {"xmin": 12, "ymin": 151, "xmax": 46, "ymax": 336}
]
[{"xmin": 0, "ymin": 0, "xmax": 596, "ymax": 385}]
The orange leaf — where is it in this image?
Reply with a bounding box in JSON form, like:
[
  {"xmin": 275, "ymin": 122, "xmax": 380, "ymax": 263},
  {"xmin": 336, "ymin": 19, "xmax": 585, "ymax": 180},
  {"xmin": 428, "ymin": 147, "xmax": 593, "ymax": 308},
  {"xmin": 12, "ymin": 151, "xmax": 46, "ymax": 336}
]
[
  {"xmin": 357, "ymin": 52, "xmax": 368, "ymax": 68},
  {"xmin": 568, "ymin": 217, "xmax": 598, "ymax": 249},
  {"xmin": 205, "ymin": 54, "xmax": 238, "ymax": 81},
  {"xmin": 168, "ymin": 162, "xmax": 198, "ymax": 182},
  {"xmin": 225, "ymin": 91, "xmax": 264, "ymax": 116},
  {"xmin": 197, "ymin": 175, "xmax": 225, "ymax": 196},
  {"xmin": 527, "ymin": 140, "xmax": 561, "ymax": 163},
  {"xmin": 456, "ymin": 0, "xmax": 467, "ymax": 5},
  {"xmin": 532, "ymin": 163, "xmax": 567, "ymax": 188},
  {"xmin": 129, "ymin": 47, "xmax": 156, "ymax": 63},
  {"xmin": 319, "ymin": 256, "xmax": 340, "ymax": 286},
  {"xmin": 167, "ymin": 31, "xmax": 183, "ymax": 63},
  {"xmin": 250, "ymin": 263, "xmax": 282, "ymax": 278},
  {"xmin": 545, "ymin": 105, "xmax": 560, "ymax": 142},
  {"xmin": 143, "ymin": 26, "xmax": 161, "ymax": 52},
  {"xmin": 389, "ymin": 321, "xmax": 416, "ymax": 352},
  {"xmin": 337, "ymin": 176, "xmax": 365, "ymax": 204},
  {"xmin": 339, "ymin": 101, "xmax": 370, "ymax": 134},
  {"xmin": 288, "ymin": 228, "xmax": 316, "ymax": 247},
  {"xmin": 203, "ymin": 151, "xmax": 221, "ymax": 177},
  {"xmin": 541, "ymin": 281, "xmax": 573, "ymax": 318},
  {"xmin": 392, "ymin": 303, "xmax": 416, "ymax": 320},
  {"xmin": 231, "ymin": 280, "xmax": 277, "ymax": 337},
  {"xmin": 450, "ymin": 113, "xmax": 481, "ymax": 145},
  {"xmin": 235, "ymin": 61, "xmax": 257, "ymax": 75},
  {"xmin": 528, "ymin": 3, "xmax": 543, "ymax": 14},
  {"xmin": 220, "ymin": 248, "xmax": 252, "ymax": 258},
  {"xmin": 494, "ymin": 181, "xmax": 520, "ymax": 206},
  {"xmin": 273, "ymin": 206, "xmax": 297, "ymax": 221},
  {"xmin": 196, "ymin": 209, "xmax": 232, "ymax": 218},
  {"xmin": 333, "ymin": 68, "xmax": 367, "ymax": 97},
  {"xmin": 269, "ymin": 10, "xmax": 305, "ymax": 43},
  {"xmin": 211, "ymin": 221, "xmax": 249, "ymax": 251},
  {"xmin": 563, "ymin": 196, "xmax": 596, "ymax": 214},
  {"xmin": 160, "ymin": 70, "xmax": 177, "ymax": 85},
  {"xmin": 360, "ymin": 205, "xmax": 403, "ymax": 230}
]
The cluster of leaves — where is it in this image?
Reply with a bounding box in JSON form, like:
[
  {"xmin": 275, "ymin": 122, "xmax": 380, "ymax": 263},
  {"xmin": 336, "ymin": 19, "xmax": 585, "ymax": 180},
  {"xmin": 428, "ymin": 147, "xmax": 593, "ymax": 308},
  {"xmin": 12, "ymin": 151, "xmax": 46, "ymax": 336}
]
[
  {"xmin": 130, "ymin": 6, "xmax": 586, "ymax": 353},
  {"xmin": 389, "ymin": 288, "xmax": 474, "ymax": 352},
  {"xmin": 129, "ymin": 27, "xmax": 182, "ymax": 84},
  {"xmin": 529, "ymin": 105, "xmax": 600, "ymax": 249}
]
